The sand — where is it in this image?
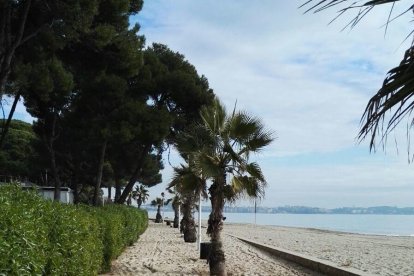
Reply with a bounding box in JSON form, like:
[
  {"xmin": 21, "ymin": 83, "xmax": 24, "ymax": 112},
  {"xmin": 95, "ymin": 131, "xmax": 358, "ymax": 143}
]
[
  {"xmin": 102, "ymin": 221, "xmax": 414, "ymax": 276},
  {"xmin": 224, "ymin": 223, "xmax": 414, "ymax": 276},
  {"xmin": 102, "ymin": 221, "xmax": 319, "ymax": 276}
]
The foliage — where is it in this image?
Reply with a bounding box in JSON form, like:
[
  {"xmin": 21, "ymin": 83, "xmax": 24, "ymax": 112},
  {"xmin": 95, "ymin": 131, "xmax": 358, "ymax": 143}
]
[
  {"xmin": 2, "ymin": 0, "xmax": 214, "ymax": 208},
  {"xmin": 0, "ymin": 185, "xmax": 148, "ymax": 275},
  {"xmin": 132, "ymin": 184, "xmax": 150, "ymax": 208},
  {"xmin": 193, "ymin": 98, "xmax": 274, "ymax": 201},
  {"xmin": 0, "ymin": 119, "xmax": 42, "ymax": 180},
  {"xmin": 85, "ymin": 204, "xmax": 148, "ymax": 272},
  {"xmin": 177, "ymin": 98, "xmax": 274, "ymax": 274},
  {"xmin": 301, "ymin": 0, "xmax": 414, "ymax": 153}
]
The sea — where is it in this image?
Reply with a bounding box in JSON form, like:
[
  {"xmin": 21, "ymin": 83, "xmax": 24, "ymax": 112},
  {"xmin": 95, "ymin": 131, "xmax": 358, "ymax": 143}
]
[{"xmin": 147, "ymin": 211, "xmax": 414, "ymax": 237}]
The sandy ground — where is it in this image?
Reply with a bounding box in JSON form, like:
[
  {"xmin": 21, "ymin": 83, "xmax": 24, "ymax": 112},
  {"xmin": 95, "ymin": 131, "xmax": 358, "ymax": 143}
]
[
  {"xmin": 224, "ymin": 223, "xmax": 414, "ymax": 276},
  {"xmin": 102, "ymin": 221, "xmax": 319, "ymax": 276}
]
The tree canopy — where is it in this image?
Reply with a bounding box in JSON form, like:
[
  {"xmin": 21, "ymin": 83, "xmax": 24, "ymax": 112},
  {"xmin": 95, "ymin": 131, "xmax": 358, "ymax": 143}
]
[{"xmin": 1, "ymin": 1, "xmax": 214, "ymax": 205}]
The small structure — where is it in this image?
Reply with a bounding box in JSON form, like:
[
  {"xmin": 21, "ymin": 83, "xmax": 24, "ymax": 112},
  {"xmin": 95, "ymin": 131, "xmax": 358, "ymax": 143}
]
[
  {"xmin": 21, "ymin": 184, "xmax": 74, "ymax": 204},
  {"xmin": 0, "ymin": 181, "xmax": 74, "ymax": 204},
  {"xmin": 36, "ymin": 186, "xmax": 74, "ymax": 204}
]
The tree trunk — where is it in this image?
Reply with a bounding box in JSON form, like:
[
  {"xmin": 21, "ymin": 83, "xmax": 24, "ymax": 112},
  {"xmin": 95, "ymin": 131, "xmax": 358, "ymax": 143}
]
[
  {"xmin": 50, "ymin": 146, "xmax": 61, "ymax": 202},
  {"xmin": 182, "ymin": 195, "xmax": 196, "ymax": 242},
  {"xmin": 127, "ymin": 193, "xmax": 132, "ymax": 205},
  {"xmin": 114, "ymin": 175, "xmax": 122, "ymax": 202},
  {"xmin": 137, "ymin": 196, "xmax": 142, "ymax": 208},
  {"xmin": 116, "ymin": 144, "xmax": 151, "ymax": 204},
  {"xmin": 173, "ymin": 204, "xmax": 180, "ymax": 228},
  {"xmin": 44, "ymin": 113, "xmax": 62, "ymax": 202},
  {"xmin": 0, "ymin": 93, "xmax": 20, "ymax": 150},
  {"xmin": 72, "ymin": 169, "xmax": 80, "ymax": 204},
  {"xmin": 93, "ymin": 139, "xmax": 107, "ymax": 206},
  {"xmin": 108, "ymin": 186, "xmax": 112, "ymax": 201},
  {"xmin": 207, "ymin": 176, "xmax": 226, "ymax": 276},
  {"xmin": 155, "ymin": 205, "xmax": 162, "ymax": 223},
  {"xmin": 0, "ymin": 1, "xmax": 32, "ymax": 97}
]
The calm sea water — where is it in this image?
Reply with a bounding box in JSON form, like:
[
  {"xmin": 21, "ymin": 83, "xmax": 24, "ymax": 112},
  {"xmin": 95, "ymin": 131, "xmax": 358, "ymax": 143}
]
[{"xmin": 148, "ymin": 210, "xmax": 414, "ymax": 236}]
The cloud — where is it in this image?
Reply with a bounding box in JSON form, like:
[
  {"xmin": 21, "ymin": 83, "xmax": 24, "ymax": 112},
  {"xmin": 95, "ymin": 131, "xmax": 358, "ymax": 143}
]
[{"xmin": 134, "ymin": 1, "xmax": 414, "ymax": 207}]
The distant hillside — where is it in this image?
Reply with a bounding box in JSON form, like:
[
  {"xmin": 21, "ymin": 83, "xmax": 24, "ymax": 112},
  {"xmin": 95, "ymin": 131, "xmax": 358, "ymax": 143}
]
[{"xmin": 144, "ymin": 205, "xmax": 414, "ymax": 215}]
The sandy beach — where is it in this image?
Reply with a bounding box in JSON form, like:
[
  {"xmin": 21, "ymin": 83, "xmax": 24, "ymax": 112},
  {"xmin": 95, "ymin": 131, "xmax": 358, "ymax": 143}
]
[
  {"xmin": 103, "ymin": 221, "xmax": 414, "ymax": 275},
  {"xmin": 224, "ymin": 223, "xmax": 414, "ymax": 276},
  {"xmin": 102, "ymin": 221, "xmax": 319, "ymax": 275}
]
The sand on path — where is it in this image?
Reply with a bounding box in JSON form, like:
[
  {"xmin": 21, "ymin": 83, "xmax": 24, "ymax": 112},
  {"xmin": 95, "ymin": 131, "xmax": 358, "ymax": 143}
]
[{"xmin": 102, "ymin": 221, "xmax": 319, "ymax": 276}]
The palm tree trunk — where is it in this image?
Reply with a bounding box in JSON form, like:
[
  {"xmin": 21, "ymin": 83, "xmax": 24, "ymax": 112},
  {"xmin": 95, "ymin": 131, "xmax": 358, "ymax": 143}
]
[
  {"xmin": 155, "ymin": 205, "xmax": 162, "ymax": 223},
  {"xmin": 182, "ymin": 195, "xmax": 196, "ymax": 242},
  {"xmin": 207, "ymin": 177, "xmax": 226, "ymax": 276},
  {"xmin": 173, "ymin": 204, "xmax": 180, "ymax": 228},
  {"xmin": 137, "ymin": 196, "xmax": 142, "ymax": 208}
]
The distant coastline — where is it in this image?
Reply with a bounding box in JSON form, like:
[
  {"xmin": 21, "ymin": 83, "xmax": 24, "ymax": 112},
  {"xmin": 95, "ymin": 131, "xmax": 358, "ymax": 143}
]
[{"xmin": 144, "ymin": 205, "xmax": 414, "ymax": 215}]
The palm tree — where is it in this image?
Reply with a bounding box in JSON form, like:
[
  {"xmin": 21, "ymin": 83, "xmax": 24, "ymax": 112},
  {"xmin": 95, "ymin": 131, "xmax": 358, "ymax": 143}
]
[
  {"xmin": 165, "ymin": 187, "xmax": 182, "ymax": 228},
  {"xmin": 192, "ymin": 98, "xmax": 274, "ymax": 275},
  {"xmin": 171, "ymin": 195, "xmax": 180, "ymax": 228},
  {"xmin": 151, "ymin": 197, "xmax": 164, "ymax": 223},
  {"xmin": 132, "ymin": 184, "xmax": 149, "ymax": 209},
  {"xmin": 169, "ymin": 164, "xmax": 206, "ymax": 242},
  {"xmin": 301, "ymin": 1, "xmax": 414, "ymax": 151}
]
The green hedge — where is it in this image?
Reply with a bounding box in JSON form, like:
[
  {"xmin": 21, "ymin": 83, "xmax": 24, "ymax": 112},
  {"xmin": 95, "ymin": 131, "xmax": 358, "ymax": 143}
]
[{"xmin": 0, "ymin": 185, "xmax": 148, "ymax": 275}]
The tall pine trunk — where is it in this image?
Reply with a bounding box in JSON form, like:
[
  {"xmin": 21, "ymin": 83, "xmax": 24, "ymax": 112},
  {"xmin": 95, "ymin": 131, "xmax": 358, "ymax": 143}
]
[
  {"xmin": 108, "ymin": 186, "xmax": 112, "ymax": 202},
  {"xmin": 72, "ymin": 168, "xmax": 80, "ymax": 204},
  {"xmin": 0, "ymin": 93, "xmax": 20, "ymax": 150},
  {"xmin": 50, "ymin": 146, "xmax": 61, "ymax": 201},
  {"xmin": 0, "ymin": 1, "xmax": 32, "ymax": 98},
  {"xmin": 116, "ymin": 144, "xmax": 151, "ymax": 204},
  {"xmin": 207, "ymin": 175, "xmax": 226, "ymax": 276},
  {"xmin": 114, "ymin": 174, "xmax": 122, "ymax": 202},
  {"xmin": 93, "ymin": 139, "xmax": 107, "ymax": 206},
  {"xmin": 44, "ymin": 113, "xmax": 62, "ymax": 202}
]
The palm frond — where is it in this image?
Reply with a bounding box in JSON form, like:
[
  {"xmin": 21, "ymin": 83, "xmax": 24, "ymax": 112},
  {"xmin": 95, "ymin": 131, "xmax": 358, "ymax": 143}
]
[
  {"xmin": 226, "ymin": 112, "xmax": 261, "ymax": 142},
  {"xmin": 243, "ymin": 130, "xmax": 275, "ymax": 154},
  {"xmin": 194, "ymin": 151, "xmax": 221, "ymax": 178},
  {"xmin": 300, "ymin": 0, "xmax": 408, "ymax": 33},
  {"xmin": 246, "ymin": 162, "xmax": 266, "ymax": 182},
  {"xmin": 200, "ymin": 97, "xmax": 227, "ymax": 134},
  {"xmin": 359, "ymin": 46, "xmax": 414, "ymax": 150},
  {"xmin": 230, "ymin": 175, "xmax": 266, "ymax": 200},
  {"xmin": 151, "ymin": 197, "xmax": 163, "ymax": 206}
]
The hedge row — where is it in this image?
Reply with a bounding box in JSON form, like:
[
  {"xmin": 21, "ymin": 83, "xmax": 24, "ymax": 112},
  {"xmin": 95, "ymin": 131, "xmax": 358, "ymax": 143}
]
[{"xmin": 0, "ymin": 185, "xmax": 148, "ymax": 275}]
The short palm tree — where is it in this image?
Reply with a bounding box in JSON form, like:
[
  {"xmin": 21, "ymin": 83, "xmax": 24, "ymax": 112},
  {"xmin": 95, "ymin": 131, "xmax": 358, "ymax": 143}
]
[
  {"xmin": 301, "ymin": 0, "xmax": 414, "ymax": 151},
  {"xmin": 151, "ymin": 197, "xmax": 164, "ymax": 223},
  {"xmin": 169, "ymin": 164, "xmax": 206, "ymax": 242},
  {"xmin": 193, "ymin": 98, "xmax": 274, "ymax": 275},
  {"xmin": 166, "ymin": 187, "xmax": 181, "ymax": 228},
  {"xmin": 132, "ymin": 184, "xmax": 149, "ymax": 209}
]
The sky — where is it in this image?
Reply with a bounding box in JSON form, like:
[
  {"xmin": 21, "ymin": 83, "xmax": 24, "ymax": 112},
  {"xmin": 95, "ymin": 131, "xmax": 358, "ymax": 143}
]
[
  {"xmin": 130, "ymin": 0, "xmax": 414, "ymax": 208},
  {"xmin": 5, "ymin": 1, "xmax": 414, "ymax": 208}
]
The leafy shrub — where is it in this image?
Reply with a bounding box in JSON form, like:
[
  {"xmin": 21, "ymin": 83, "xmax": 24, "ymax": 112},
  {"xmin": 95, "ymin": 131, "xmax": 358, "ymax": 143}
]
[
  {"xmin": 0, "ymin": 185, "xmax": 49, "ymax": 275},
  {"xmin": 0, "ymin": 185, "xmax": 148, "ymax": 275},
  {"xmin": 88, "ymin": 205, "xmax": 148, "ymax": 272},
  {"xmin": 43, "ymin": 203, "xmax": 103, "ymax": 275}
]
